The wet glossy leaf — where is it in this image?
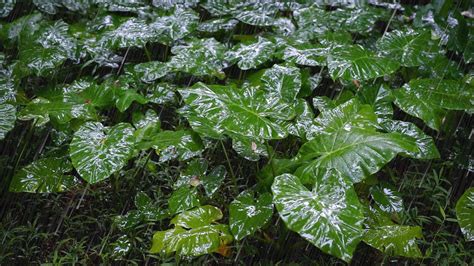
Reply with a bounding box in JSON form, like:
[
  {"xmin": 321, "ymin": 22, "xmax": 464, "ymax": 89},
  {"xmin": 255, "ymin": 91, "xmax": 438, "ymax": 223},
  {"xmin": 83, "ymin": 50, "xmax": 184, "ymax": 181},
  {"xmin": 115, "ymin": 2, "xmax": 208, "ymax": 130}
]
[
  {"xmin": 168, "ymin": 186, "xmax": 200, "ymax": 215},
  {"xmin": 139, "ymin": 130, "xmax": 204, "ymax": 162},
  {"xmin": 356, "ymin": 84, "xmax": 393, "ymax": 123},
  {"xmin": 296, "ymin": 129, "xmax": 418, "ymax": 183},
  {"xmin": 179, "ymin": 82, "xmax": 295, "ymax": 140},
  {"xmin": 393, "ymin": 79, "xmax": 474, "ymax": 131},
  {"xmin": 150, "ymin": 8, "xmax": 199, "ymax": 45},
  {"xmin": 456, "ymin": 188, "xmax": 474, "ymax": 241},
  {"xmin": 115, "ymin": 89, "xmax": 148, "ymax": 112},
  {"xmin": 132, "ymin": 109, "xmax": 161, "ymax": 143},
  {"xmin": 226, "ymin": 37, "xmax": 274, "ymax": 70},
  {"xmin": 171, "ymin": 205, "xmax": 223, "ymax": 228},
  {"xmin": 231, "ymin": 135, "xmax": 267, "ymax": 161},
  {"xmin": 261, "ymin": 64, "xmax": 301, "ymax": 103},
  {"xmin": 70, "ymin": 122, "xmax": 135, "ymax": 184},
  {"xmin": 131, "ymin": 61, "xmax": 170, "ymax": 83},
  {"xmin": 168, "ymin": 38, "xmax": 227, "ymax": 79},
  {"xmin": 229, "ymin": 191, "xmax": 273, "ymax": 240},
  {"xmin": 15, "ymin": 20, "xmax": 78, "ymax": 77},
  {"xmin": 272, "ymin": 171, "xmax": 365, "ymax": 262},
  {"xmin": 100, "ymin": 18, "xmax": 157, "ymax": 49},
  {"xmin": 327, "ymin": 45, "xmax": 400, "ymax": 81},
  {"xmin": 364, "ymin": 225, "xmax": 423, "ymax": 258},
  {"xmin": 381, "ymin": 120, "xmax": 440, "ymax": 159},
  {"xmin": 146, "ymin": 83, "xmax": 177, "ymax": 105},
  {"xmin": 150, "ymin": 224, "xmax": 232, "ymax": 256},
  {"xmin": 376, "ymin": 29, "xmax": 439, "ymax": 67},
  {"xmin": 151, "ymin": 204, "xmax": 232, "ymax": 257},
  {"xmin": 9, "ymin": 156, "xmax": 78, "ymax": 193},
  {"xmin": 232, "ymin": 3, "xmax": 278, "ymax": 26},
  {"xmin": 279, "ymin": 43, "xmax": 328, "ymax": 66},
  {"xmin": 201, "ymin": 165, "xmax": 227, "ymax": 197},
  {"xmin": 0, "ymin": 0, "xmax": 15, "ymax": 17},
  {"xmin": 197, "ymin": 17, "xmax": 238, "ymax": 33},
  {"xmin": 370, "ymin": 184, "xmax": 404, "ymax": 214},
  {"xmin": 0, "ymin": 104, "xmax": 16, "ymax": 140},
  {"xmin": 306, "ymin": 99, "xmax": 379, "ymax": 140},
  {"xmin": 174, "ymin": 158, "xmax": 208, "ymax": 189},
  {"xmin": 286, "ymin": 99, "xmax": 315, "ymax": 140}
]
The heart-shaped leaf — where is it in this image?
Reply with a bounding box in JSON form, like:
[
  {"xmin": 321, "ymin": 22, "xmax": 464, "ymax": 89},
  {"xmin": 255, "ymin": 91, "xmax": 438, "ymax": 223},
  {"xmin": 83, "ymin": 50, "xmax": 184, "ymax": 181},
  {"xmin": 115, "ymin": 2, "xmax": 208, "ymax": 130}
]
[
  {"xmin": 168, "ymin": 186, "xmax": 200, "ymax": 215},
  {"xmin": 272, "ymin": 171, "xmax": 365, "ymax": 262},
  {"xmin": 150, "ymin": 7, "xmax": 199, "ymax": 45},
  {"xmin": 229, "ymin": 191, "xmax": 273, "ymax": 240},
  {"xmin": 226, "ymin": 37, "xmax": 274, "ymax": 70},
  {"xmin": 296, "ymin": 129, "xmax": 418, "ymax": 183},
  {"xmin": 171, "ymin": 205, "xmax": 223, "ymax": 228},
  {"xmin": 393, "ymin": 79, "xmax": 474, "ymax": 130},
  {"xmin": 70, "ymin": 122, "xmax": 135, "ymax": 183},
  {"xmin": 168, "ymin": 38, "xmax": 227, "ymax": 79},
  {"xmin": 363, "ymin": 225, "xmax": 423, "ymax": 258},
  {"xmin": 376, "ymin": 29, "xmax": 439, "ymax": 67},
  {"xmin": 327, "ymin": 45, "xmax": 400, "ymax": 81},
  {"xmin": 456, "ymin": 188, "xmax": 474, "ymax": 241},
  {"xmin": 9, "ymin": 156, "xmax": 79, "ymax": 193},
  {"xmin": 370, "ymin": 184, "xmax": 404, "ymax": 214},
  {"xmin": 179, "ymin": 82, "xmax": 295, "ymax": 140},
  {"xmin": 0, "ymin": 104, "xmax": 16, "ymax": 140},
  {"xmin": 138, "ymin": 130, "xmax": 204, "ymax": 162}
]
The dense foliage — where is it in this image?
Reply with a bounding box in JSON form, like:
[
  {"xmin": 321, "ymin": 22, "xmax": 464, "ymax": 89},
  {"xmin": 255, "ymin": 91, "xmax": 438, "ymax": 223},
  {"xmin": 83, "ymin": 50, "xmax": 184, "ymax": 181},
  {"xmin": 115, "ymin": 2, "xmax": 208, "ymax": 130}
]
[{"xmin": 0, "ymin": 0, "xmax": 473, "ymax": 264}]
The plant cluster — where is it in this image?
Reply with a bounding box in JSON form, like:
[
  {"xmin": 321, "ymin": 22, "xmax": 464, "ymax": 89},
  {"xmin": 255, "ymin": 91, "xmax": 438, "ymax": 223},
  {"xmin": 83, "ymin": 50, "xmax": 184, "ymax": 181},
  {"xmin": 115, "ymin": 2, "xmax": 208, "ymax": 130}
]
[{"xmin": 0, "ymin": 0, "xmax": 473, "ymax": 264}]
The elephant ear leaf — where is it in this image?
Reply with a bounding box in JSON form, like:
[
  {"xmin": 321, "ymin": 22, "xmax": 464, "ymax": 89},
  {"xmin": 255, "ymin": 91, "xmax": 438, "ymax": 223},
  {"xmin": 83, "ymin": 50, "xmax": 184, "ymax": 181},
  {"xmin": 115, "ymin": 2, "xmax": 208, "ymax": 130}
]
[
  {"xmin": 229, "ymin": 191, "xmax": 273, "ymax": 240},
  {"xmin": 272, "ymin": 171, "xmax": 365, "ymax": 262},
  {"xmin": 364, "ymin": 225, "xmax": 423, "ymax": 258},
  {"xmin": 0, "ymin": 104, "xmax": 16, "ymax": 140},
  {"xmin": 376, "ymin": 29, "xmax": 439, "ymax": 67},
  {"xmin": 150, "ymin": 205, "xmax": 233, "ymax": 257},
  {"xmin": 70, "ymin": 122, "xmax": 135, "ymax": 184},
  {"xmin": 456, "ymin": 188, "xmax": 474, "ymax": 241},
  {"xmin": 327, "ymin": 45, "xmax": 399, "ymax": 81},
  {"xmin": 392, "ymin": 79, "xmax": 474, "ymax": 131},
  {"xmin": 226, "ymin": 36, "xmax": 275, "ymax": 70},
  {"xmin": 9, "ymin": 156, "xmax": 79, "ymax": 193}
]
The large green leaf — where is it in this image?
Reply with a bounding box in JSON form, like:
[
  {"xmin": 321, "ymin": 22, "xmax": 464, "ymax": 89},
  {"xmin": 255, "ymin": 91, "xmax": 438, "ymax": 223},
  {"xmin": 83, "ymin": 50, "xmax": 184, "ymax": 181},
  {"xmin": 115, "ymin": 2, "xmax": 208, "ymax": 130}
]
[
  {"xmin": 226, "ymin": 37, "xmax": 274, "ymax": 70},
  {"xmin": 278, "ymin": 43, "xmax": 328, "ymax": 67},
  {"xmin": 272, "ymin": 171, "xmax": 365, "ymax": 262},
  {"xmin": 376, "ymin": 29, "xmax": 439, "ymax": 67},
  {"xmin": 168, "ymin": 38, "xmax": 227, "ymax": 79},
  {"xmin": 232, "ymin": 3, "xmax": 278, "ymax": 26},
  {"xmin": 132, "ymin": 109, "xmax": 161, "ymax": 144},
  {"xmin": 456, "ymin": 188, "xmax": 474, "ymax": 241},
  {"xmin": 150, "ymin": 224, "xmax": 232, "ymax": 257},
  {"xmin": 306, "ymin": 98, "xmax": 379, "ymax": 140},
  {"xmin": 179, "ymin": 82, "xmax": 295, "ymax": 140},
  {"xmin": 168, "ymin": 186, "xmax": 200, "ymax": 215},
  {"xmin": 150, "ymin": 205, "xmax": 232, "ymax": 257},
  {"xmin": 9, "ymin": 156, "xmax": 78, "ymax": 193},
  {"xmin": 138, "ymin": 130, "xmax": 204, "ymax": 162},
  {"xmin": 370, "ymin": 184, "xmax": 404, "ymax": 215},
  {"xmin": 327, "ymin": 45, "xmax": 400, "ymax": 81},
  {"xmin": 171, "ymin": 205, "xmax": 223, "ymax": 228},
  {"xmin": 0, "ymin": 0, "xmax": 15, "ymax": 17},
  {"xmin": 392, "ymin": 79, "xmax": 474, "ymax": 130},
  {"xmin": 363, "ymin": 225, "xmax": 423, "ymax": 258},
  {"xmin": 197, "ymin": 17, "xmax": 238, "ymax": 33},
  {"xmin": 229, "ymin": 191, "xmax": 273, "ymax": 241},
  {"xmin": 381, "ymin": 120, "xmax": 440, "ymax": 160},
  {"xmin": 201, "ymin": 165, "xmax": 227, "ymax": 197},
  {"xmin": 296, "ymin": 129, "xmax": 418, "ymax": 183},
  {"xmin": 130, "ymin": 61, "xmax": 170, "ymax": 83},
  {"xmin": 69, "ymin": 122, "xmax": 135, "ymax": 184},
  {"xmin": 260, "ymin": 64, "xmax": 301, "ymax": 103},
  {"xmin": 0, "ymin": 104, "xmax": 16, "ymax": 140},
  {"xmin": 100, "ymin": 18, "xmax": 157, "ymax": 49},
  {"xmin": 150, "ymin": 8, "xmax": 199, "ymax": 45}
]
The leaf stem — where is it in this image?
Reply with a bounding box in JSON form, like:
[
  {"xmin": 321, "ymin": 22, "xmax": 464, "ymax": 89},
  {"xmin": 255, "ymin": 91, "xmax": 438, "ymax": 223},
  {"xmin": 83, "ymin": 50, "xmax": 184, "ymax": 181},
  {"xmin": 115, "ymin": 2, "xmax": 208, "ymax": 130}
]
[{"xmin": 220, "ymin": 139, "xmax": 237, "ymax": 194}]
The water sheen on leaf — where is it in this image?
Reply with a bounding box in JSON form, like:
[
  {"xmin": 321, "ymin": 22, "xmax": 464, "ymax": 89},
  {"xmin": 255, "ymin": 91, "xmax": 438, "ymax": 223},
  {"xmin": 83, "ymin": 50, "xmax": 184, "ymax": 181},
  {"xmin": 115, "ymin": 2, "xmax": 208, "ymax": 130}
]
[
  {"xmin": 364, "ymin": 225, "xmax": 423, "ymax": 258},
  {"xmin": 456, "ymin": 188, "xmax": 474, "ymax": 241},
  {"xmin": 70, "ymin": 122, "xmax": 135, "ymax": 184},
  {"xmin": 272, "ymin": 171, "xmax": 365, "ymax": 262},
  {"xmin": 393, "ymin": 79, "xmax": 474, "ymax": 131},
  {"xmin": 9, "ymin": 156, "xmax": 78, "ymax": 193},
  {"xmin": 229, "ymin": 191, "xmax": 273, "ymax": 240},
  {"xmin": 327, "ymin": 45, "xmax": 400, "ymax": 81},
  {"xmin": 226, "ymin": 37, "xmax": 274, "ymax": 70}
]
